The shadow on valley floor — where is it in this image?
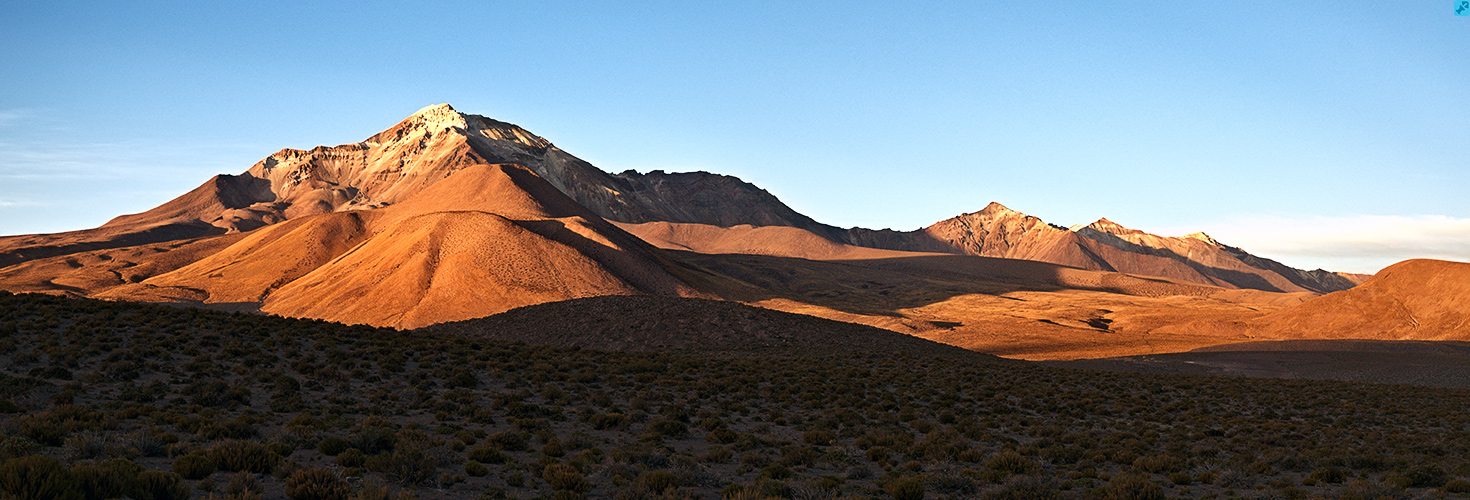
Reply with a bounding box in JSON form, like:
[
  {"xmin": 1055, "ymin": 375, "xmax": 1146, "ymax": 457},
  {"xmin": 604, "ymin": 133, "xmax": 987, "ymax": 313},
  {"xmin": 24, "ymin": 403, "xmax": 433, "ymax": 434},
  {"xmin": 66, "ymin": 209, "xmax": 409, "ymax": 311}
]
[
  {"xmin": 677, "ymin": 250, "xmax": 1222, "ymax": 318},
  {"xmin": 1043, "ymin": 340, "xmax": 1470, "ymax": 390},
  {"xmin": 421, "ymin": 295, "xmax": 1009, "ymax": 363}
]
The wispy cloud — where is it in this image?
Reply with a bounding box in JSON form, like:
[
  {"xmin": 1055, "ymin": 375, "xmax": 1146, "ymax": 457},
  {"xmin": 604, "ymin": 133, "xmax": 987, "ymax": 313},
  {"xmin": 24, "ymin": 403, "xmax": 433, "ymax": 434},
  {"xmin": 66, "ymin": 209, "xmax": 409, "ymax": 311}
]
[
  {"xmin": 0, "ymin": 199, "xmax": 46, "ymax": 208},
  {"xmin": 1182, "ymin": 214, "xmax": 1470, "ymax": 274},
  {"xmin": 0, "ymin": 110, "xmax": 29, "ymax": 127}
]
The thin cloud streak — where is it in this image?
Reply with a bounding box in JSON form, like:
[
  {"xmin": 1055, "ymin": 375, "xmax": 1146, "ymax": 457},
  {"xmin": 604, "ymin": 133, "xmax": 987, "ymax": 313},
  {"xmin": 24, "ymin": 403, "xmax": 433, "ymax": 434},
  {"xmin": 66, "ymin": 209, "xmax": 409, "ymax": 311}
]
[{"xmin": 1186, "ymin": 214, "xmax": 1470, "ymax": 275}]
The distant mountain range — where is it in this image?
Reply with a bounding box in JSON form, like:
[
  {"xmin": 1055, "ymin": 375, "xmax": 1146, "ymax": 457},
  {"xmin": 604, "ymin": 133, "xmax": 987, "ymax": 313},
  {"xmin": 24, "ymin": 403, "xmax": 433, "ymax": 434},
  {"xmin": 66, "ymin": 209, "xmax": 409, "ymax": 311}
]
[
  {"xmin": 0, "ymin": 104, "xmax": 1363, "ymax": 292},
  {"xmin": 0, "ymin": 104, "xmax": 1456, "ymax": 356}
]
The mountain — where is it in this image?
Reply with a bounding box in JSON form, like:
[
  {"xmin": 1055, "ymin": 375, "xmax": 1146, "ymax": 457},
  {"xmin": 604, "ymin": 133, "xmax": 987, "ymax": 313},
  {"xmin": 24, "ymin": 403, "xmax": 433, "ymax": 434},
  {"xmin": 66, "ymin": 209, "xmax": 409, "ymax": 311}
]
[
  {"xmin": 90, "ymin": 163, "xmax": 710, "ymax": 328},
  {"xmin": 0, "ymin": 104, "xmax": 832, "ymax": 269},
  {"xmin": 626, "ymin": 202, "xmax": 1366, "ymax": 293},
  {"xmin": 0, "ymin": 103, "xmax": 1358, "ymax": 295},
  {"xmin": 0, "ymin": 103, "xmax": 1413, "ymax": 359}
]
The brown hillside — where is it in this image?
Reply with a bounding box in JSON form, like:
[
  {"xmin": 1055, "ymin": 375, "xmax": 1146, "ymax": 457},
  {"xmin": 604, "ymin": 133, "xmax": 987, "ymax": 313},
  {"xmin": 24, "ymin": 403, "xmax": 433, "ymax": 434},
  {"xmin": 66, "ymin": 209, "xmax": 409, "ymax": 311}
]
[
  {"xmin": 1244, "ymin": 259, "xmax": 1470, "ymax": 340},
  {"xmin": 0, "ymin": 174, "xmax": 266, "ymax": 269},
  {"xmin": 96, "ymin": 164, "xmax": 709, "ymax": 328},
  {"xmin": 616, "ymin": 221, "xmax": 933, "ymax": 261}
]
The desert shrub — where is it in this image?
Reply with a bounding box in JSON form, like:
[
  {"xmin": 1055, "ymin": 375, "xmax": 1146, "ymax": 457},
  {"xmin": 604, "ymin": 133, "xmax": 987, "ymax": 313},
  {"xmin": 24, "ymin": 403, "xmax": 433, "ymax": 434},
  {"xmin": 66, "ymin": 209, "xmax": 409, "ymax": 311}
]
[
  {"xmin": 0, "ymin": 455, "xmax": 81, "ymax": 500},
  {"xmin": 62, "ymin": 431, "xmax": 109, "ymax": 460},
  {"xmin": 1340, "ymin": 479, "xmax": 1405, "ymax": 500},
  {"xmin": 1102, "ymin": 473, "xmax": 1164, "ymax": 500},
  {"xmin": 1443, "ymin": 478, "xmax": 1470, "ymax": 493},
  {"xmin": 171, "ymin": 452, "xmax": 216, "ymax": 480},
  {"xmin": 17, "ymin": 405, "xmax": 104, "ymax": 446},
  {"xmin": 466, "ymin": 446, "xmax": 507, "ymax": 464},
  {"xmin": 464, "ymin": 461, "xmax": 489, "ymax": 477},
  {"xmin": 985, "ymin": 475, "xmax": 1060, "ymax": 500},
  {"xmin": 127, "ymin": 470, "xmax": 189, "ymax": 500},
  {"xmin": 698, "ymin": 446, "xmax": 733, "ymax": 463},
  {"xmin": 706, "ymin": 428, "xmax": 738, "ymax": 444},
  {"xmin": 1403, "ymin": 464, "xmax": 1449, "ymax": 488},
  {"xmin": 285, "ymin": 468, "xmax": 349, "ymax": 500},
  {"xmin": 884, "ymin": 476, "xmax": 925, "ymax": 500},
  {"xmin": 366, "ymin": 445, "xmax": 437, "ymax": 486},
  {"xmin": 486, "ymin": 432, "xmax": 527, "ymax": 452},
  {"xmin": 761, "ymin": 464, "xmax": 794, "ymax": 480},
  {"xmin": 0, "ymin": 436, "xmax": 42, "ymax": 461},
  {"xmin": 639, "ymin": 470, "xmax": 680, "ymax": 494},
  {"xmin": 1308, "ymin": 466, "xmax": 1348, "ymax": 484},
  {"xmin": 73, "ymin": 459, "xmax": 141, "ymax": 500},
  {"xmin": 1132, "ymin": 455, "xmax": 1178, "ymax": 474},
  {"xmin": 336, "ymin": 448, "xmax": 366, "ymax": 468},
  {"xmin": 446, "ymin": 371, "xmax": 477, "ymax": 389},
  {"xmin": 542, "ymin": 437, "xmax": 565, "ymax": 458},
  {"xmin": 1167, "ymin": 471, "xmax": 1191, "ymax": 485},
  {"xmin": 349, "ymin": 423, "xmax": 398, "ymax": 455},
  {"xmin": 646, "ymin": 419, "xmax": 687, "ymax": 438},
  {"xmin": 588, "ymin": 413, "xmax": 628, "ymax": 430},
  {"xmin": 802, "ymin": 430, "xmax": 837, "ymax": 446},
  {"xmin": 209, "ymin": 440, "xmax": 279, "ymax": 473},
  {"xmin": 543, "ymin": 464, "xmax": 589, "ymax": 492},
  {"xmin": 986, "ymin": 451, "xmax": 1038, "ymax": 475}
]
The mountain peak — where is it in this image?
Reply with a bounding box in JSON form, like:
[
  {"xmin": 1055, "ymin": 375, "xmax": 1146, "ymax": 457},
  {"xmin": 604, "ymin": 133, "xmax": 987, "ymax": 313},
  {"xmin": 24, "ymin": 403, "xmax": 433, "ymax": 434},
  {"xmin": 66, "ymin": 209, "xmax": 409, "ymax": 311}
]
[
  {"xmin": 404, "ymin": 103, "xmax": 468, "ymax": 129},
  {"xmin": 1085, "ymin": 217, "xmax": 1129, "ymax": 233},
  {"xmin": 1184, "ymin": 231, "xmax": 1220, "ymax": 245},
  {"xmin": 979, "ymin": 201, "xmax": 1018, "ymax": 215}
]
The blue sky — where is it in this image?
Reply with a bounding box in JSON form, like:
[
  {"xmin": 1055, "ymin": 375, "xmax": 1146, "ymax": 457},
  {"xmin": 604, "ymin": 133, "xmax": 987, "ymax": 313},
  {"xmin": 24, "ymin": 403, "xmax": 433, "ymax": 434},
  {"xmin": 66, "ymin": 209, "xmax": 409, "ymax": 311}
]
[{"xmin": 2, "ymin": 1, "xmax": 1467, "ymax": 273}]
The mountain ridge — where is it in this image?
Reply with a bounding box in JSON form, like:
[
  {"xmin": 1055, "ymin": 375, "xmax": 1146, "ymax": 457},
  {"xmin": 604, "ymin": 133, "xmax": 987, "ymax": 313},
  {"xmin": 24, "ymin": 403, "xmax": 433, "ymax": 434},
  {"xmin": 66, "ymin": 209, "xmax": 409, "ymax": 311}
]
[{"xmin": 0, "ymin": 103, "xmax": 1363, "ymax": 295}]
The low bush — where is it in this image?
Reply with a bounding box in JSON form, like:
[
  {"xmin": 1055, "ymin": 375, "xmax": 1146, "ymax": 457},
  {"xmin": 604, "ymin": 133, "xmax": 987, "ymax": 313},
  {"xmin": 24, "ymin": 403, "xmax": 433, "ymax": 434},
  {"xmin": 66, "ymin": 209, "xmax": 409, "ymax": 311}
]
[
  {"xmin": 73, "ymin": 459, "xmax": 141, "ymax": 500},
  {"xmin": 802, "ymin": 430, "xmax": 836, "ymax": 446},
  {"xmin": 986, "ymin": 451, "xmax": 1038, "ymax": 475},
  {"xmin": 171, "ymin": 453, "xmax": 216, "ymax": 480},
  {"xmin": 466, "ymin": 446, "xmax": 507, "ymax": 464},
  {"xmin": 209, "ymin": 440, "xmax": 279, "ymax": 473},
  {"xmin": 639, "ymin": 469, "xmax": 680, "ymax": 494},
  {"xmin": 335, "ymin": 448, "xmax": 366, "ymax": 468},
  {"xmin": 365, "ymin": 446, "xmax": 437, "ymax": 486},
  {"xmin": 285, "ymin": 468, "xmax": 349, "ymax": 500},
  {"xmin": 884, "ymin": 476, "xmax": 925, "ymax": 500},
  {"xmin": 0, "ymin": 455, "xmax": 81, "ymax": 500},
  {"xmin": 543, "ymin": 464, "xmax": 588, "ymax": 492},
  {"xmin": 317, "ymin": 437, "xmax": 349, "ymax": 456},
  {"xmin": 127, "ymin": 470, "xmax": 189, "ymax": 500},
  {"xmin": 1102, "ymin": 473, "xmax": 1164, "ymax": 500}
]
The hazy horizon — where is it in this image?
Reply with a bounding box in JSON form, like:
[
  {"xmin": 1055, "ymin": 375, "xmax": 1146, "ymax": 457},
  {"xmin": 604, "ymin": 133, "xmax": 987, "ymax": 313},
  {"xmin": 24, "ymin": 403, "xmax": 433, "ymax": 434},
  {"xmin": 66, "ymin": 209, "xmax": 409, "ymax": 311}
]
[{"xmin": 3, "ymin": 1, "xmax": 1467, "ymax": 274}]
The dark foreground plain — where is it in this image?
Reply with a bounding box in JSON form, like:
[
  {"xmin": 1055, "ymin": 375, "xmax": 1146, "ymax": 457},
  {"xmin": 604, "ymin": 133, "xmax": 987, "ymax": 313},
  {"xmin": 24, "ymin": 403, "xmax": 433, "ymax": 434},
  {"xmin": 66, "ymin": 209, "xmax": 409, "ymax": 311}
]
[
  {"xmin": 1046, "ymin": 340, "xmax": 1470, "ymax": 390},
  {"xmin": 4, "ymin": 292, "xmax": 1470, "ymax": 500}
]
